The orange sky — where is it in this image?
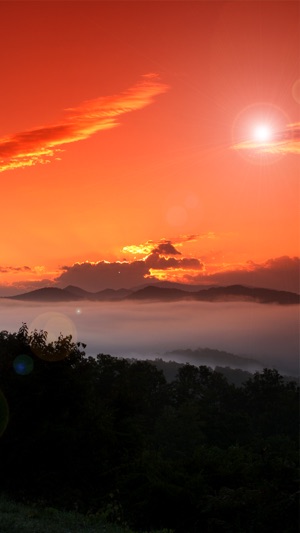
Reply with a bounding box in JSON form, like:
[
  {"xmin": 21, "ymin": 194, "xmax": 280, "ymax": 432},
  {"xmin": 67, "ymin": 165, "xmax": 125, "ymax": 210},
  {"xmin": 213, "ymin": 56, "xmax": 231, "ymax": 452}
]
[{"xmin": 0, "ymin": 1, "xmax": 299, "ymax": 294}]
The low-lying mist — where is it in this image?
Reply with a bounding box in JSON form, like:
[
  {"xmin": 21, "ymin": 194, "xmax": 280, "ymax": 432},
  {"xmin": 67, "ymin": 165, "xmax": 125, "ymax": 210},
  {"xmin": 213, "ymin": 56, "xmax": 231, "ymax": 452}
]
[{"xmin": 0, "ymin": 300, "xmax": 298, "ymax": 376}]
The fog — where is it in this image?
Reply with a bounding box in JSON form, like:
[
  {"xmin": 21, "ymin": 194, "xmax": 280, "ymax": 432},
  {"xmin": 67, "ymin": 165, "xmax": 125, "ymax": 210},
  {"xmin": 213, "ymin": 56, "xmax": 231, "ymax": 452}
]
[{"xmin": 0, "ymin": 300, "xmax": 298, "ymax": 376}]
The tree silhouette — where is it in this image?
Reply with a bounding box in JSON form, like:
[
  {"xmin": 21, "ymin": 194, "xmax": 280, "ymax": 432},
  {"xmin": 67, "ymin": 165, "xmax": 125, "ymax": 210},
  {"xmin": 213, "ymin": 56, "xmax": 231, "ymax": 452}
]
[{"xmin": 0, "ymin": 325, "xmax": 298, "ymax": 532}]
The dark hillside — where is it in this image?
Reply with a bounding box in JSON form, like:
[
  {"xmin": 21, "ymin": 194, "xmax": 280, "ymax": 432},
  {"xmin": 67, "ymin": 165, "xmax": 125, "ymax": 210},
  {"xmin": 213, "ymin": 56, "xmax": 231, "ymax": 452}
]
[{"xmin": 0, "ymin": 325, "xmax": 298, "ymax": 532}]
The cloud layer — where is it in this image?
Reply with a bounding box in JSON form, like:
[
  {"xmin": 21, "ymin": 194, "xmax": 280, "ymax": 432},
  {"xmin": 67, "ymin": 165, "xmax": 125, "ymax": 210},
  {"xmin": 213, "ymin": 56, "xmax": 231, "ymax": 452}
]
[
  {"xmin": 0, "ymin": 74, "xmax": 168, "ymax": 172},
  {"xmin": 232, "ymin": 122, "xmax": 300, "ymax": 155},
  {"xmin": 0, "ymin": 240, "xmax": 298, "ymax": 295},
  {"xmin": 0, "ymin": 265, "xmax": 31, "ymax": 273},
  {"xmin": 54, "ymin": 245, "xmax": 299, "ymax": 294},
  {"xmin": 56, "ymin": 238, "xmax": 203, "ymax": 291},
  {"xmin": 186, "ymin": 256, "xmax": 300, "ymax": 294}
]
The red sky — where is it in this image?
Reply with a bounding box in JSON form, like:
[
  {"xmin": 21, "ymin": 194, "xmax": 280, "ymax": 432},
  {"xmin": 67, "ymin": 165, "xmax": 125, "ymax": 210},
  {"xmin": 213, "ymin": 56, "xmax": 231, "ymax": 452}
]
[{"xmin": 0, "ymin": 1, "xmax": 299, "ymax": 294}]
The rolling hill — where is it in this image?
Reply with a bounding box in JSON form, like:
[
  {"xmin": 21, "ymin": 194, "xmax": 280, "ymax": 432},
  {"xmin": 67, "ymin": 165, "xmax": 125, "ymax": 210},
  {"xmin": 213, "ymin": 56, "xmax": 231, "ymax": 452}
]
[{"xmin": 4, "ymin": 283, "xmax": 299, "ymax": 305}]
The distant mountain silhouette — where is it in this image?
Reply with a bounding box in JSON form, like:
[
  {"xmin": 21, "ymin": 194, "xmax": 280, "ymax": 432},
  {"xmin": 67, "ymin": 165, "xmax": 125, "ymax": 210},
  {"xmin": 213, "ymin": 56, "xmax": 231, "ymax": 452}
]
[
  {"xmin": 6, "ymin": 286, "xmax": 133, "ymax": 302},
  {"xmin": 194, "ymin": 284, "xmax": 300, "ymax": 304},
  {"xmin": 4, "ymin": 283, "xmax": 299, "ymax": 305},
  {"xmin": 164, "ymin": 347, "xmax": 264, "ymax": 372},
  {"xmin": 94, "ymin": 288, "xmax": 133, "ymax": 300},
  {"xmin": 134, "ymin": 280, "xmax": 215, "ymax": 292},
  {"xmin": 127, "ymin": 285, "xmax": 189, "ymax": 301},
  {"xmin": 127, "ymin": 284, "xmax": 299, "ymax": 305},
  {"xmin": 64, "ymin": 285, "xmax": 132, "ymax": 301},
  {"xmin": 8, "ymin": 287, "xmax": 80, "ymax": 302},
  {"xmin": 63, "ymin": 285, "xmax": 92, "ymax": 298}
]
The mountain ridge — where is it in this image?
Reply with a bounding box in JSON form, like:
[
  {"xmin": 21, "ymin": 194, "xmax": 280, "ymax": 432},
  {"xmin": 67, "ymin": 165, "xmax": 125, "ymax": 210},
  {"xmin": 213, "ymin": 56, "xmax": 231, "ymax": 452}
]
[{"xmin": 3, "ymin": 283, "xmax": 299, "ymax": 305}]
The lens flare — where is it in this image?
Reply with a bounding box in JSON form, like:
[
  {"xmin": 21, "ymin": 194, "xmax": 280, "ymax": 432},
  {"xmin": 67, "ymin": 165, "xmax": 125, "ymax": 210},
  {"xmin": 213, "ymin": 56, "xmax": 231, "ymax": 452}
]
[
  {"xmin": 13, "ymin": 354, "xmax": 34, "ymax": 375},
  {"xmin": 29, "ymin": 312, "xmax": 77, "ymax": 361},
  {"xmin": 253, "ymin": 124, "xmax": 272, "ymax": 142},
  {"xmin": 29, "ymin": 312, "xmax": 77, "ymax": 343},
  {"xmin": 232, "ymin": 102, "xmax": 289, "ymax": 164}
]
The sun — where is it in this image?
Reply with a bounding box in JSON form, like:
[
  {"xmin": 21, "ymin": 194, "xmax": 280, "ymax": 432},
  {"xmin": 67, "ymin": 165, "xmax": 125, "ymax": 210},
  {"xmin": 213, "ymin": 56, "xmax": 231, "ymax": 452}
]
[{"xmin": 253, "ymin": 124, "xmax": 272, "ymax": 143}]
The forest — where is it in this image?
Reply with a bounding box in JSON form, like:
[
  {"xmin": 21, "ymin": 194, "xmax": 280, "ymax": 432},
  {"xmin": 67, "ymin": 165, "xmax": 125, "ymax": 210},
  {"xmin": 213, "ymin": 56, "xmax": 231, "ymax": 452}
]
[{"xmin": 0, "ymin": 325, "xmax": 298, "ymax": 532}]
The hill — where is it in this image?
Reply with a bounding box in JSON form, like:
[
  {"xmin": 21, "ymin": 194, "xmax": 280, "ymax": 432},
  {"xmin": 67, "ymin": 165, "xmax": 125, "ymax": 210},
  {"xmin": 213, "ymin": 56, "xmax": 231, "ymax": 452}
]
[
  {"xmin": 126, "ymin": 284, "xmax": 299, "ymax": 305},
  {"xmin": 8, "ymin": 287, "xmax": 80, "ymax": 302},
  {"xmin": 163, "ymin": 346, "xmax": 264, "ymax": 372},
  {"xmin": 4, "ymin": 283, "xmax": 299, "ymax": 305}
]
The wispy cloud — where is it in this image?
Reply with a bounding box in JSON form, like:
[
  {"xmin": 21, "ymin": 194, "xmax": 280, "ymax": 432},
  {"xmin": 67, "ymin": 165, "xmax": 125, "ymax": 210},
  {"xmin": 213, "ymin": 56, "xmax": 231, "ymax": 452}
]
[
  {"xmin": 0, "ymin": 74, "xmax": 169, "ymax": 173},
  {"xmin": 0, "ymin": 265, "xmax": 31, "ymax": 273},
  {"xmin": 232, "ymin": 122, "xmax": 300, "ymax": 155}
]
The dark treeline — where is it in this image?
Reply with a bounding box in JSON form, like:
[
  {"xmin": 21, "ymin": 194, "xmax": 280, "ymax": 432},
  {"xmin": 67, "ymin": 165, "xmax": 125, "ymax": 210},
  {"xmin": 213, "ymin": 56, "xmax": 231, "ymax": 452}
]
[{"xmin": 0, "ymin": 325, "xmax": 298, "ymax": 532}]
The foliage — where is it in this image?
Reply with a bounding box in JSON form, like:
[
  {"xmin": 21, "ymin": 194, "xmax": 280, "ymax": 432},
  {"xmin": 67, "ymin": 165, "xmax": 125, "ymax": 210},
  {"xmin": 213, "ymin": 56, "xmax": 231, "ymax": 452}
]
[
  {"xmin": 0, "ymin": 325, "xmax": 298, "ymax": 532},
  {"xmin": 0, "ymin": 493, "xmax": 127, "ymax": 533}
]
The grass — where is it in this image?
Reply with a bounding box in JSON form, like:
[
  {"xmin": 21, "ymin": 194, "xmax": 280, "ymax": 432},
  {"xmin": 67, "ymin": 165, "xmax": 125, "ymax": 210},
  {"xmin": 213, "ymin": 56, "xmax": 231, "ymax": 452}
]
[
  {"xmin": 0, "ymin": 494, "xmax": 129, "ymax": 533},
  {"xmin": 0, "ymin": 494, "xmax": 174, "ymax": 533}
]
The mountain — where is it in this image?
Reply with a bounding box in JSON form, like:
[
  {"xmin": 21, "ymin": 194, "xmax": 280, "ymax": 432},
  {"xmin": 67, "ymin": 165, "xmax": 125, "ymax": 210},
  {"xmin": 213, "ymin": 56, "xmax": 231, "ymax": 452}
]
[
  {"xmin": 164, "ymin": 347, "xmax": 264, "ymax": 372},
  {"xmin": 193, "ymin": 285, "xmax": 300, "ymax": 304},
  {"xmin": 64, "ymin": 285, "xmax": 132, "ymax": 301},
  {"xmin": 8, "ymin": 287, "xmax": 80, "ymax": 302},
  {"xmin": 6, "ymin": 286, "xmax": 132, "ymax": 302},
  {"xmin": 133, "ymin": 280, "xmax": 215, "ymax": 292},
  {"xmin": 63, "ymin": 285, "xmax": 92, "ymax": 298},
  {"xmin": 126, "ymin": 285, "xmax": 190, "ymax": 301},
  {"xmin": 126, "ymin": 284, "xmax": 299, "ymax": 305},
  {"xmin": 4, "ymin": 284, "xmax": 299, "ymax": 305},
  {"xmin": 94, "ymin": 288, "xmax": 133, "ymax": 301}
]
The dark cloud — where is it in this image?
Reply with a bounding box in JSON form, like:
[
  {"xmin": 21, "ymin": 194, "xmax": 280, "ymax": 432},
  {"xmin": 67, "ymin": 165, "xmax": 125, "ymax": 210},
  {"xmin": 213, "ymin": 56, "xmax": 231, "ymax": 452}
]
[
  {"xmin": 151, "ymin": 241, "xmax": 181, "ymax": 255},
  {"xmin": 188, "ymin": 256, "xmax": 300, "ymax": 294},
  {"xmin": 56, "ymin": 260, "xmax": 153, "ymax": 291},
  {"xmin": 55, "ymin": 253, "xmax": 299, "ymax": 294},
  {"xmin": 0, "ymin": 266, "xmax": 31, "ymax": 273},
  {"xmin": 144, "ymin": 239, "xmax": 201, "ymax": 270},
  {"xmin": 1, "ymin": 255, "xmax": 297, "ymax": 297},
  {"xmin": 123, "ymin": 236, "xmax": 207, "ymax": 257},
  {"xmin": 145, "ymin": 253, "xmax": 202, "ymax": 270},
  {"xmin": 55, "ymin": 244, "xmax": 203, "ymax": 291}
]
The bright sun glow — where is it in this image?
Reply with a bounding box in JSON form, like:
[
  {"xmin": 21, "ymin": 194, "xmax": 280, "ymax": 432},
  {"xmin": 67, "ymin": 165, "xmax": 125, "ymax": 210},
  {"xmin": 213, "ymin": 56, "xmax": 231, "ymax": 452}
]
[{"xmin": 253, "ymin": 124, "xmax": 272, "ymax": 142}]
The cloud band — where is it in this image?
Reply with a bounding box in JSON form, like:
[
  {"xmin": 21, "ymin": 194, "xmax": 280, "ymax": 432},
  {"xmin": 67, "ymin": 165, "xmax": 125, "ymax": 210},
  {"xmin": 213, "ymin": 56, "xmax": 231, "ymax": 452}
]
[
  {"xmin": 0, "ymin": 74, "xmax": 169, "ymax": 172},
  {"xmin": 232, "ymin": 122, "xmax": 300, "ymax": 155}
]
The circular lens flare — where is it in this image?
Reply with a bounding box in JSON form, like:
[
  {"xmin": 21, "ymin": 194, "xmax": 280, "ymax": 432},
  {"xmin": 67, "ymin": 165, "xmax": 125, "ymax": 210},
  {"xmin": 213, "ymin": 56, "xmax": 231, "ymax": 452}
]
[
  {"xmin": 13, "ymin": 354, "xmax": 34, "ymax": 375},
  {"xmin": 29, "ymin": 312, "xmax": 77, "ymax": 361}
]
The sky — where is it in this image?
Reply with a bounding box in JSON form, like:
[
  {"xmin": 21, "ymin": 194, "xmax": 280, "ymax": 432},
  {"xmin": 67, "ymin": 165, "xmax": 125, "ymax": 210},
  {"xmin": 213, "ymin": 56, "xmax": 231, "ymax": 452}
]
[{"xmin": 0, "ymin": 1, "xmax": 299, "ymax": 295}]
